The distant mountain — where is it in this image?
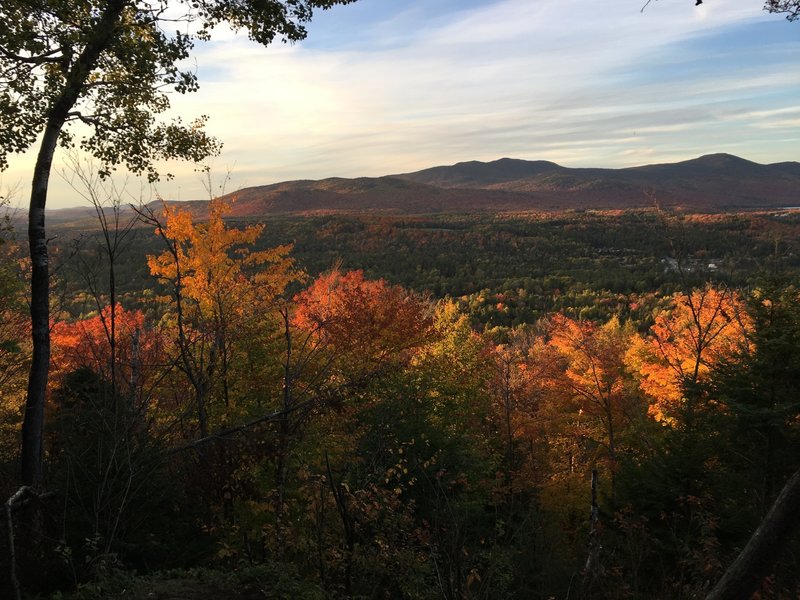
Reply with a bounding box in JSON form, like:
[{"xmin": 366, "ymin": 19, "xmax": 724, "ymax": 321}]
[
  {"xmin": 44, "ymin": 154, "xmax": 800, "ymax": 221},
  {"xmin": 209, "ymin": 176, "xmax": 553, "ymax": 216},
  {"xmin": 394, "ymin": 157, "xmax": 564, "ymax": 188},
  {"xmin": 395, "ymin": 153, "xmax": 800, "ymax": 209}
]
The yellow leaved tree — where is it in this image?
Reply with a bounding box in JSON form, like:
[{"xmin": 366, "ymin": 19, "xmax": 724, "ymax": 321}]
[{"xmin": 146, "ymin": 198, "xmax": 298, "ymax": 437}]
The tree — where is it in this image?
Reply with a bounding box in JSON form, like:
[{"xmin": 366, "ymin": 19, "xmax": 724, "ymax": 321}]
[
  {"xmin": 684, "ymin": 0, "xmax": 799, "ymax": 19},
  {"xmin": 627, "ymin": 285, "xmax": 751, "ymax": 424},
  {"xmin": 701, "ymin": 283, "xmax": 800, "ymax": 597},
  {"xmin": 549, "ymin": 315, "xmax": 639, "ymax": 500},
  {"xmin": 292, "ymin": 269, "xmax": 433, "ymax": 382},
  {"xmin": 764, "ymin": 0, "xmax": 800, "ymax": 20},
  {"xmin": 0, "ymin": 0, "xmax": 353, "ymax": 487},
  {"xmin": 488, "ymin": 327, "xmax": 564, "ymax": 496},
  {"xmin": 60, "ymin": 155, "xmax": 146, "ymax": 399},
  {"xmin": 146, "ymin": 197, "xmax": 297, "ymax": 438},
  {"xmin": 706, "ymin": 468, "xmax": 800, "ymax": 600},
  {"xmin": 50, "ymin": 305, "xmax": 165, "ymax": 396},
  {"xmin": 288, "ymin": 269, "xmax": 432, "ymax": 540},
  {"xmin": 709, "ymin": 283, "xmax": 800, "ymax": 512},
  {"xmin": 0, "ymin": 197, "xmax": 28, "ymax": 461}
]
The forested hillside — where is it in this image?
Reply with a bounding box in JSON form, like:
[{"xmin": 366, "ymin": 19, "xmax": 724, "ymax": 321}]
[
  {"xmin": 3, "ymin": 0, "xmax": 800, "ymax": 597},
  {"xmin": 2, "ymin": 199, "xmax": 800, "ymax": 599},
  {"xmin": 43, "ymin": 154, "xmax": 794, "ymax": 218}
]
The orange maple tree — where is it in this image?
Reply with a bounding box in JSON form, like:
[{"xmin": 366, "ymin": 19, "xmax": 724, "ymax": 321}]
[
  {"xmin": 549, "ymin": 314, "xmax": 638, "ymax": 496},
  {"xmin": 627, "ymin": 285, "xmax": 752, "ymax": 423},
  {"xmin": 292, "ymin": 269, "xmax": 433, "ymax": 380},
  {"xmin": 50, "ymin": 306, "xmax": 166, "ymax": 397},
  {"xmin": 489, "ymin": 330, "xmax": 567, "ymax": 493},
  {"xmin": 147, "ymin": 199, "xmax": 296, "ymax": 314}
]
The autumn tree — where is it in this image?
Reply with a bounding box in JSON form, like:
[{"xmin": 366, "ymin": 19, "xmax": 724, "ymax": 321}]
[
  {"xmin": 146, "ymin": 198, "xmax": 296, "ymax": 438},
  {"xmin": 50, "ymin": 306, "xmax": 167, "ymax": 401},
  {"xmin": 286, "ymin": 271, "xmax": 432, "ymax": 542},
  {"xmin": 488, "ymin": 327, "xmax": 567, "ymax": 498},
  {"xmin": 627, "ymin": 285, "xmax": 751, "ymax": 424},
  {"xmin": 0, "ymin": 198, "xmax": 25, "ymax": 383},
  {"xmin": 696, "ymin": 283, "xmax": 800, "ymax": 530},
  {"xmin": 764, "ymin": 0, "xmax": 800, "ymax": 19},
  {"xmin": 490, "ymin": 340, "xmax": 531, "ymax": 488},
  {"xmin": 0, "ymin": 200, "xmax": 28, "ymax": 466},
  {"xmin": 40, "ymin": 305, "xmax": 183, "ymax": 575},
  {"xmin": 610, "ymin": 288, "xmax": 759, "ymax": 597},
  {"xmin": 60, "ymin": 157, "xmax": 147, "ymax": 397},
  {"xmin": 686, "ymin": 282, "xmax": 800, "ymax": 599},
  {"xmin": 391, "ymin": 300, "xmax": 502, "ymax": 597},
  {"xmin": 0, "ymin": 0, "xmax": 354, "ymax": 488},
  {"xmin": 208, "ymin": 271, "xmax": 437, "ymax": 593},
  {"xmin": 293, "ymin": 269, "xmax": 433, "ymax": 380},
  {"xmin": 549, "ymin": 315, "xmax": 640, "ymax": 500}
]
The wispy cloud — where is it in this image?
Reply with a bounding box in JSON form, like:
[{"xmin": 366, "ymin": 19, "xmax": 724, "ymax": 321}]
[{"xmin": 4, "ymin": 0, "xmax": 798, "ymax": 207}]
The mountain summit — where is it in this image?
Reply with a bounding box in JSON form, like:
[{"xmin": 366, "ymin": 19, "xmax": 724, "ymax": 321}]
[{"xmin": 45, "ymin": 154, "xmax": 800, "ymax": 222}]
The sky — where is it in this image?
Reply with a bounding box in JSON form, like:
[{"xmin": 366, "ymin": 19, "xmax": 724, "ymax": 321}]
[{"xmin": 3, "ymin": 0, "xmax": 799, "ymax": 209}]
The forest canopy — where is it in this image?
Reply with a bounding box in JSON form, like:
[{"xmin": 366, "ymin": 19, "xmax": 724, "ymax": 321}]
[
  {"xmin": 2, "ymin": 199, "xmax": 799, "ymax": 599},
  {"xmin": 2, "ymin": 1, "xmax": 799, "ymax": 598}
]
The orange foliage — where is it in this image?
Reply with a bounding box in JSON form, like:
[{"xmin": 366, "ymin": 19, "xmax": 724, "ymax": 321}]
[
  {"xmin": 548, "ymin": 315, "xmax": 637, "ymax": 477},
  {"xmin": 51, "ymin": 305, "xmax": 166, "ymax": 395},
  {"xmin": 148, "ymin": 198, "xmax": 297, "ymax": 316},
  {"xmin": 489, "ymin": 333, "xmax": 565, "ymax": 487},
  {"xmin": 292, "ymin": 270, "xmax": 433, "ymax": 375},
  {"xmin": 549, "ymin": 315, "xmax": 633, "ymax": 413},
  {"xmin": 491, "ymin": 334, "xmax": 562, "ymax": 426},
  {"xmin": 146, "ymin": 198, "xmax": 301, "ymax": 433},
  {"xmin": 627, "ymin": 285, "xmax": 752, "ymax": 422}
]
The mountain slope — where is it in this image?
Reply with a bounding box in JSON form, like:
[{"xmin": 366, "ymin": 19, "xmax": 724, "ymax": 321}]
[
  {"xmin": 390, "ymin": 153, "xmax": 800, "ymax": 210},
  {"xmin": 220, "ymin": 176, "xmax": 550, "ymax": 215},
  {"xmin": 44, "ymin": 154, "xmax": 800, "ymax": 221},
  {"xmin": 393, "ymin": 157, "xmax": 564, "ymax": 188}
]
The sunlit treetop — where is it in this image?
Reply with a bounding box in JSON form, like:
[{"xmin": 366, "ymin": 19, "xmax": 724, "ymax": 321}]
[
  {"xmin": 147, "ymin": 198, "xmax": 298, "ymax": 315},
  {"xmin": 627, "ymin": 285, "xmax": 753, "ymax": 423}
]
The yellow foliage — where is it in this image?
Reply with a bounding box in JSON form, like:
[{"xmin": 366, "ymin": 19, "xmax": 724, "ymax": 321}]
[
  {"xmin": 146, "ymin": 197, "xmax": 301, "ymax": 425},
  {"xmin": 148, "ymin": 198, "xmax": 298, "ymax": 316}
]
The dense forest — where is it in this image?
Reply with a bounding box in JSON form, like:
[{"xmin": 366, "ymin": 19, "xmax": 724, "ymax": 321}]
[
  {"xmin": 2, "ymin": 199, "xmax": 800, "ymax": 598},
  {"xmin": 3, "ymin": 0, "xmax": 800, "ymax": 598},
  {"xmin": 48, "ymin": 206, "xmax": 800, "ymax": 323}
]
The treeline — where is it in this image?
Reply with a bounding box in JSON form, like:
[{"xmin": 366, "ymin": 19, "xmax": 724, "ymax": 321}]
[
  {"xmin": 1, "ymin": 200, "xmax": 800, "ymax": 598},
  {"xmin": 49, "ymin": 208, "xmax": 800, "ymax": 329}
]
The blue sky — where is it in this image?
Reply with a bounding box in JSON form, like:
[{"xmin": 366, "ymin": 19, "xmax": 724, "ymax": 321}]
[{"xmin": 4, "ymin": 0, "xmax": 799, "ymax": 208}]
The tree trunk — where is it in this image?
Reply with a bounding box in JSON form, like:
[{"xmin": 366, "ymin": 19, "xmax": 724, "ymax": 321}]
[
  {"xmin": 275, "ymin": 308, "xmax": 293, "ymax": 550},
  {"xmin": 706, "ymin": 467, "xmax": 800, "ymax": 600},
  {"xmin": 605, "ymin": 400, "xmax": 617, "ymax": 501},
  {"xmin": 582, "ymin": 468, "xmax": 603, "ymax": 597},
  {"xmin": 21, "ymin": 119, "xmax": 62, "ymax": 487},
  {"xmin": 19, "ymin": 0, "xmax": 128, "ymax": 487}
]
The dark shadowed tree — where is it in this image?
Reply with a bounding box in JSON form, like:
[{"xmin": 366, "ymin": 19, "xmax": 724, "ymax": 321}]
[
  {"xmin": 764, "ymin": 0, "xmax": 800, "ymax": 20},
  {"xmin": 688, "ymin": 0, "xmax": 799, "ymax": 19},
  {"xmin": 0, "ymin": 0, "xmax": 354, "ymax": 488}
]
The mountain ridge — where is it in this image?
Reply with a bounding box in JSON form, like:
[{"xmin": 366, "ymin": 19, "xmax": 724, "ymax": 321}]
[{"xmin": 44, "ymin": 154, "xmax": 800, "ymax": 222}]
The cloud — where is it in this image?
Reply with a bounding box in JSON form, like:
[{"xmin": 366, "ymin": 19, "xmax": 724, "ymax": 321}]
[{"xmin": 5, "ymin": 0, "xmax": 798, "ymax": 208}]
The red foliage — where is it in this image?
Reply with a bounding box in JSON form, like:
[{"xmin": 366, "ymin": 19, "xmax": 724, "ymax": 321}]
[
  {"xmin": 292, "ymin": 270, "xmax": 433, "ymax": 372},
  {"xmin": 51, "ymin": 305, "xmax": 166, "ymax": 394}
]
